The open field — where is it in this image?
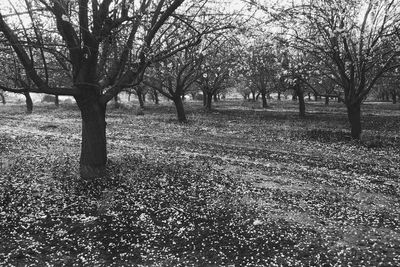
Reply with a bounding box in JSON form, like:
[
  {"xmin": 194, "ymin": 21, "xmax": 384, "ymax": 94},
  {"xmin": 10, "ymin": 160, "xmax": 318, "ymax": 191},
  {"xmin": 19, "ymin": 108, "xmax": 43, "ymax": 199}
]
[{"xmin": 1, "ymin": 100, "xmax": 400, "ymax": 266}]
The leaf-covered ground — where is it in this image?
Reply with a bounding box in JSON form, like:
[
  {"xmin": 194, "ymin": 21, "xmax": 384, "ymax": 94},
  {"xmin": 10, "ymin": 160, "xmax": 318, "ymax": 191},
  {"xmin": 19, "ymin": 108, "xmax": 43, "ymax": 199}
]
[{"xmin": 1, "ymin": 100, "xmax": 400, "ymax": 266}]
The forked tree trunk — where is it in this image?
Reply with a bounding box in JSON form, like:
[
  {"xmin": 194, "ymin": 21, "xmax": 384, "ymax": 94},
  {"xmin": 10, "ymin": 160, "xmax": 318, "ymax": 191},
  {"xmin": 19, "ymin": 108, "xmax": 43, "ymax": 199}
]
[
  {"xmin": 173, "ymin": 95, "xmax": 187, "ymax": 123},
  {"xmin": 24, "ymin": 92, "xmax": 33, "ymax": 114},
  {"xmin": 0, "ymin": 93, "xmax": 5, "ymax": 104},
  {"xmin": 261, "ymin": 92, "xmax": 268, "ymax": 108},
  {"xmin": 75, "ymin": 95, "xmax": 107, "ymax": 179},
  {"xmin": 346, "ymin": 103, "xmax": 362, "ymax": 139}
]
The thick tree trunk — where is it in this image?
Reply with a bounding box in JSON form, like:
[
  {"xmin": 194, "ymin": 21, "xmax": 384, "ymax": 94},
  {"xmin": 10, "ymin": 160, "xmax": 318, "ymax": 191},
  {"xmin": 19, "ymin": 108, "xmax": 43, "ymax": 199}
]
[
  {"xmin": 205, "ymin": 92, "xmax": 213, "ymax": 110},
  {"xmin": 24, "ymin": 92, "xmax": 33, "ymax": 114},
  {"xmin": 261, "ymin": 92, "xmax": 268, "ymax": 108},
  {"xmin": 75, "ymin": 95, "xmax": 107, "ymax": 179},
  {"xmin": 0, "ymin": 93, "xmax": 5, "ymax": 104},
  {"xmin": 298, "ymin": 91, "xmax": 305, "ymax": 117},
  {"xmin": 325, "ymin": 96, "xmax": 329, "ymax": 105},
  {"xmin": 346, "ymin": 103, "xmax": 362, "ymax": 139},
  {"xmin": 55, "ymin": 95, "xmax": 59, "ymax": 108},
  {"xmin": 173, "ymin": 95, "xmax": 187, "ymax": 123}
]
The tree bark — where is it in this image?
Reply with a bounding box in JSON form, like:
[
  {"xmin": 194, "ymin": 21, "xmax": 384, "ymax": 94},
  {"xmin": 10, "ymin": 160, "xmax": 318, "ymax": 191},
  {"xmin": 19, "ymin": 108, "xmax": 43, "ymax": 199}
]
[
  {"xmin": 75, "ymin": 95, "xmax": 107, "ymax": 179},
  {"xmin": 202, "ymin": 91, "xmax": 207, "ymax": 106},
  {"xmin": 154, "ymin": 90, "xmax": 159, "ymax": 104},
  {"xmin": 325, "ymin": 96, "xmax": 329, "ymax": 105},
  {"xmin": 277, "ymin": 92, "xmax": 281, "ymax": 101},
  {"xmin": 137, "ymin": 91, "xmax": 144, "ymax": 109},
  {"xmin": 205, "ymin": 92, "xmax": 213, "ymax": 110},
  {"xmin": 173, "ymin": 95, "xmax": 187, "ymax": 123},
  {"xmin": 55, "ymin": 95, "xmax": 59, "ymax": 108},
  {"xmin": 296, "ymin": 86, "xmax": 305, "ymax": 117},
  {"xmin": 0, "ymin": 93, "xmax": 5, "ymax": 104},
  {"xmin": 346, "ymin": 103, "xmax": 362, "ymax": 139},
  {"xmin": 297, "ymin": 89, "xmax": 306, "ymax": 118},
  {"xmin": 24, "ymin": 92, "xmax": 33, "ymax": 114},
  {"xmin": 261, "ymin": 92, "xmax": 268, "ymax": 108}
]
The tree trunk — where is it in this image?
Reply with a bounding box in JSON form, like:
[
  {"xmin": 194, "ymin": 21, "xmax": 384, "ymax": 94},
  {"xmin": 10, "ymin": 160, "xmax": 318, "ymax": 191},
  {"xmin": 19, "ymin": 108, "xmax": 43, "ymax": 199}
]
[
  {"xmin": 202, "ymin": 91, "xmax": 207, "ymax": 106},
  {"xmin": 252, "ymin": 92, "xmax": 256, "ymax": 102},
  {"xmin": 0, "ymin": 93, "xmax": 5, "ymax": 104},
  {"xmin": 173, "ymin": 95, "xmax": 187, "ymax": 123},
  {"xmin": 142, "ymin": 93, "xmax": 146, "ymax": 103},
  {"xmin": 391, "ymin": 91, "xmax": 397, "ymax": 104},
  {"xmin": 24, "ymin": 92, "xmax": 33, "ymax": 114},
  {"xmin": 55, "ymin": 95, "xmax": 59, "ymax": 108},
  {"xmin": 154, "ymin": 90, "xmax": 159, "ymax": 104},
  {"xmin": 75, "ymin": 95, "xmax": 107, "ymax": 179},
  {"xmin": 261, "ymin": 92, "xmax": 268, "ymax": 108},
  {"xmin": 308, "ymin": 93, "xmax": 311, "ymax": 100},
  {"xmin": 292, "ymin": 91, "xmax": 297, "ymax": 101},
  {"xmin": 137, "ymin": 91, "xmax": 144, "ymax": 108},
  {"xmin": 277, "ymin": 92, "xmax": 281, "ymax": 101},
  {"xmin": 205, "ymin": 92, "xmax": 213, "ymax": 110},
  {"xmin": 213, "ymin": 93, "xmax": 218, "ymax": 102},
  {"xmin": 297, "ymin": 86, "xmax": 305, "ymax": 117},
  {"xmin": 346, "ymin": 103, "xmax": 362, "ymax": 139},
  {"xmin": 128, "ymin": 91, "xmax": 131, "ymax": 102},
  {"xmin": 325, "ymin": 96, "xmax": 329, "ymax": 105},
  {"xmin": 114, "ymin": 95, "xmax": 119, "ymax": 109},
  {"xmin": 314, "ymin": 93, "xmax": 318, "ymax": 101}
]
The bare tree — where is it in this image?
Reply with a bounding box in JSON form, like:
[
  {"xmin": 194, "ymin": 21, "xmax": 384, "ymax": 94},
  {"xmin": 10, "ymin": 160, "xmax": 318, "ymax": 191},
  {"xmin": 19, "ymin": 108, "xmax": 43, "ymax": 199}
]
[
  {"xmin": 0, "ymin": 0, "xmax": 205, "ymax": 179},
  {"xmin": 274, "ymin": 0, "xmax": 400, "ymax": 138}
]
